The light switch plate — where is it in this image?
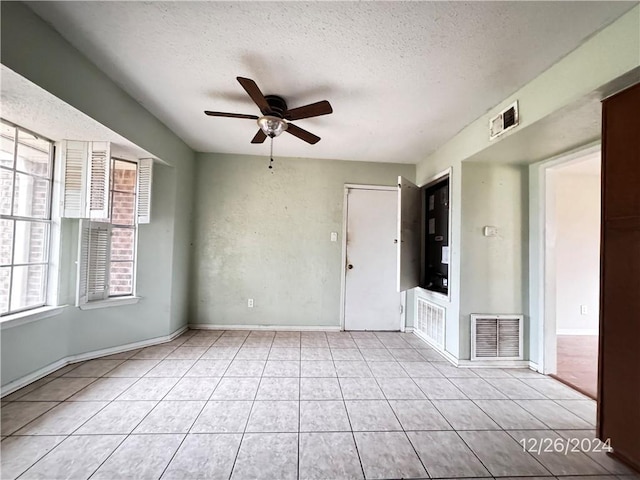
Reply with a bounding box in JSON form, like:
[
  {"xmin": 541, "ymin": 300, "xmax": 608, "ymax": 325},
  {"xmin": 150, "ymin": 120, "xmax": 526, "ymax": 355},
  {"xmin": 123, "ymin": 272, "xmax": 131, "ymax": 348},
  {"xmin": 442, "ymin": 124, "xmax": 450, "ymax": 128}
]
[
  {"xmin": 330, "ymin": 232, "xmax": 338, "ymax": 242},
  {"xmin": 483, "ymin": 226, "xmax": 498, "ymax": 237}
]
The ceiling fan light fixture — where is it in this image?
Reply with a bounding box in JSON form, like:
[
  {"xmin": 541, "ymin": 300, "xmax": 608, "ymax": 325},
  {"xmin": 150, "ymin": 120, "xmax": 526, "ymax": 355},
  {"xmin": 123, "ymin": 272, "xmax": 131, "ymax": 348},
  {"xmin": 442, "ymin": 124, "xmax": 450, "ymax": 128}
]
[{"xmin": 258, "ymin": 115, "xmax": 288, "ymax": 138}]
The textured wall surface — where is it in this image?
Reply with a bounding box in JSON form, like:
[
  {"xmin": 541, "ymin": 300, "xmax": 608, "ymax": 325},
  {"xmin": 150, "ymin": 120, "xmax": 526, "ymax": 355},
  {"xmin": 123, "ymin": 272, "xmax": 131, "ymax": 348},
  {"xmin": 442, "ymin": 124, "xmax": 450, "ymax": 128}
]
[
  {"xmin": 553, "ymin": 171, "xmax": 600, "ymax": 333},
  {"xmin": 191, "ymin": 153, "xmax": 414, "ymax": 327},
  {"xmin": 460, "ymin": 162, "xmax": 528, "ymax": 360}
]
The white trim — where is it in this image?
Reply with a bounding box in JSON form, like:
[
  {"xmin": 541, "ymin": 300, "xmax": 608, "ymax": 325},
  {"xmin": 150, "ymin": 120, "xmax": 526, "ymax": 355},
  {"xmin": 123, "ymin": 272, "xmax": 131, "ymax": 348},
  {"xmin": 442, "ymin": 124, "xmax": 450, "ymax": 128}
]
[
  {"xmin": 529, "ymin": 142, "xmax": 601, "ymax": 374},
  {"xmin": 0, "ymin": 305, "xmax": 66, "ymax": 330},
  {"xmin": 413, "ymin": 329, "xmax": 458, "ymax": 366},
  {"xmin": 404, "ymin": 326, "xmax": 414, "ymax": 333},
  {"xmin": 340, "ymin": 184, "xmax": 403, "ymax": 332},
  {"xmin": 1, "ymin": 325, "xmax": 188, "ymax": 397},
  {"xmin": 339, "ymin": 186, "xmax": 349, "ymax": 331},
  {"xmin": 48, "ymin": 141, "xmax": 65, "ymax": 308},
  {"xmin": 557, "ymin": 329, "xmax": 599, "ymax": 336},
  {"xmin": 418, "ymin": 167, "xmax": 453, "ymax": 302},
  {"xmin": 400, "ymin": 291, "xmax": 407, "ymax": 333},
  {"xmin": 412, "ymin": 329, "xmax": 533, "ymax": 369},
  {"xmin": 413, "ymin": 286, "xmax": 451, "ymax": 305},
  {"xmin": 457, "ymin": 359, "xmax": 532, "ymax": 368},
  {"xmin": 343, "ymin": 183, "xmax": 398, "ymax": 191},
  {"xmin": 78, "ymin": 296, "xmax": 140, "ymax": 310},
  {"xmin": 188, "ymin": 324, "xmax": 342, "ymax": 332}
]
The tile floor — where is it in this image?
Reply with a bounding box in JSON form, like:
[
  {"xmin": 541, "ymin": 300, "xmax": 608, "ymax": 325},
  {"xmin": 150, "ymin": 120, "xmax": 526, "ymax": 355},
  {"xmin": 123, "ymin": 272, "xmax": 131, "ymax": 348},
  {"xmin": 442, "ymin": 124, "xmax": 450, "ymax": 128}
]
[{"xmin": 1, "ymin": 329, "xmax": 638, "ymax": 480}]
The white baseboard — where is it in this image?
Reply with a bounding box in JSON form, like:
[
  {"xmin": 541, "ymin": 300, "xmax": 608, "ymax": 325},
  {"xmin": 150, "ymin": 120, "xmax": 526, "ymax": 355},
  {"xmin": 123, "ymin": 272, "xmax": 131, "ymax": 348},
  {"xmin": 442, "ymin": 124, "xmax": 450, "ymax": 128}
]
[
  {"xmin": 557, "ymin": 329, "xmax": 599, "ymax": 336},
  {"xmin": 403, "ymin": 327, "xmax": 414, "ymax": 333},
  {"xmin": 457, "ymin": 359, "xmax": 533, "ymax": 369},
  {"xmin": 1, "ymin": 326, "xmax": 188, "ymax": 398},
  {"xmin": 188, "ymin": 323, "xmax": 342, "ymax": 332},
  {"xmin": 412, "ymin": 330, "xmax": 537, "ymax": 371},
  {"xmin": 412, "ymin": 330, "xmax": 458, "ymax": 366}
]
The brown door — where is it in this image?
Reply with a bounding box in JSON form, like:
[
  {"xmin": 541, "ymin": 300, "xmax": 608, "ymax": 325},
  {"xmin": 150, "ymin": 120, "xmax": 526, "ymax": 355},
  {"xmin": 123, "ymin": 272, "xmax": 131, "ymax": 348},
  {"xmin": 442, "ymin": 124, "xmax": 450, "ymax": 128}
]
[{"xmin": 598, "ymin": 82, "xmax": 640, "ymax": 470}]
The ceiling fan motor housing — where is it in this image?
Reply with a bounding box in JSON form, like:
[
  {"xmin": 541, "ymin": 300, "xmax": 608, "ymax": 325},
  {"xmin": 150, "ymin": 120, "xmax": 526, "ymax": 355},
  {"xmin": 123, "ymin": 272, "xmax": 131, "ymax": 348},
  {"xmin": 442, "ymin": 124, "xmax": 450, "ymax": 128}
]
[{"xmin": 265, "ymin": 95, "xmax": 288, "ymax": 118}]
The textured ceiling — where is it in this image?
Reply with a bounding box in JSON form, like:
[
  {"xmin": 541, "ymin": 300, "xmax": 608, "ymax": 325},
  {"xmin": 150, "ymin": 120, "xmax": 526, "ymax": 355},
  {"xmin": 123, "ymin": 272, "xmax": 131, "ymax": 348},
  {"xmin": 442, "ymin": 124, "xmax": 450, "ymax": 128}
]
[
  {"xmin": 1, "ymin": 66, "xmax": 155, "ymax": 161},
  {"xmin": 26, "ymin": 1, "xmax": 635, "ymax": 164}
]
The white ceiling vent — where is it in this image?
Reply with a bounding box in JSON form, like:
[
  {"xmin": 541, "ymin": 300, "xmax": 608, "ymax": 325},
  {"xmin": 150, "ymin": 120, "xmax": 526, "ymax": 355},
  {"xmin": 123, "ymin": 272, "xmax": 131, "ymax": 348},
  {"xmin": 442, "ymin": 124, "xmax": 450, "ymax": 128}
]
[
  {"xmin": 489, "ymin": 101, "xmax": 519, "ymax": 140},
  {"xmin": 471, "ymin": 314, "xmax": 523, "ymax": 361}
]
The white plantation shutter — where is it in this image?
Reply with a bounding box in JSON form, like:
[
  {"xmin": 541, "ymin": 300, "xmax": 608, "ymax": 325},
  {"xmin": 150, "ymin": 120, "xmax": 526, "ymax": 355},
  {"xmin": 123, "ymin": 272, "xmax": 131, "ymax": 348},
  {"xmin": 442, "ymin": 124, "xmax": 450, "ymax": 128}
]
[
  {"xmin": 61, "ymin": 140, "xmax": 89, "ymax": 218},
  {"xmin": 88, "ymin": 142, "xmax": 111, "ymax": 219},
  {"xmin": 61, "ymin": 140, "xmax": 111, "ymax": 219},
  {"xmin": 76, "ymin": 220, "xmax": 112, "ymax": 306},
  {"xmin": 76, "ymin": 219, "xmax": 91, "ymax": 306},
  {"xmin": 137, "ymin": 158, "xmax": 153, "ymax": 224}
]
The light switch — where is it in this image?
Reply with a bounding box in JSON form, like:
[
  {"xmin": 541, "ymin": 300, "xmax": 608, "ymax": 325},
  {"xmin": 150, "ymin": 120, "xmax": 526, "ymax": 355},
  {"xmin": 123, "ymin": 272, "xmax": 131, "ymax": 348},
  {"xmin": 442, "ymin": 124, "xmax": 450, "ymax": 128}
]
[
  {"xmin": 330, "ymin": 232, "xmax": 338, "ymax": 242},
  {"xmin": 483, "ymin": 226, "xmax": 498, "ymax": 237}
]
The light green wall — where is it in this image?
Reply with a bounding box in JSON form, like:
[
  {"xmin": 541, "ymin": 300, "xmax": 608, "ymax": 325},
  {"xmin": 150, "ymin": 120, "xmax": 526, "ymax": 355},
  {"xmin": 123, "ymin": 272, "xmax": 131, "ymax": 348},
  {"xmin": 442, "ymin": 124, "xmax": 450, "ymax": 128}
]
[
  {"xmin": 1, "ymin": 2, "xmax": 196, "ymax": 387},
  {"xmin": 460, "ymin": 163, "xmax": 528, "ymax": 360},
  {"xmin": 191, "ymin": 153, "xmax": 415, "ymax": 327},
  {"xmin": 415, "ymin": 5, "xmax": 639, "ymax": 364}
]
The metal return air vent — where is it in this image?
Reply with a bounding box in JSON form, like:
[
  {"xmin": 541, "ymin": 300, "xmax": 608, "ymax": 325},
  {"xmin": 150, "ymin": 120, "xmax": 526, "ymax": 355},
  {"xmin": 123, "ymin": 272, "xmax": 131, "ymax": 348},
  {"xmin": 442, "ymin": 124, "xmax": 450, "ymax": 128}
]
[
  {"xmin": 471, "ymin": 314, "xmax": 523, "ymax": 361},
  {"xmin": 415, "ymin": 298, "xmax": 445, "ymax": 351},
  {"xmin": 489, "ymin": 101, "xmax": 519, "ymax": 140}
]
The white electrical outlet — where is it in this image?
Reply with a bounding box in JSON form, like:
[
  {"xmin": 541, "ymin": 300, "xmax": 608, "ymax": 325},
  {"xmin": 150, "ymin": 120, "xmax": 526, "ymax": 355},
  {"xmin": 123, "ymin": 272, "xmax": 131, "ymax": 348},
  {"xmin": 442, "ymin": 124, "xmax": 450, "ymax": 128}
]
[
  {"xmin": 580, "ymin": 305, "xmax": 588, "ymax": 315},
  {"xmin": 248, "ymin": 298, "xmax": 254, "ymax": 308},
  {"xmin": 330, "ymin": 232, "xmax": 338, "ymax": 242}
]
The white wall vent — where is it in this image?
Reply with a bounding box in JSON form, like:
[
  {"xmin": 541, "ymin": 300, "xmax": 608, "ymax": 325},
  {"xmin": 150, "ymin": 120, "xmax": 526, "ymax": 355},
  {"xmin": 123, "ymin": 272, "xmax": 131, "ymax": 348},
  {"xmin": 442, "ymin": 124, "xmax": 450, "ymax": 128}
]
[
  {"xmin": 415, "ymin": 298, "xmax": 445, "ymax": 350},
  {"xmin": 489, "ymin": 101, "xmax": 519, "ymax": 140},
  {"xmin": 471, "ymin": 314, "xmax": 523, "ymax": 361}
]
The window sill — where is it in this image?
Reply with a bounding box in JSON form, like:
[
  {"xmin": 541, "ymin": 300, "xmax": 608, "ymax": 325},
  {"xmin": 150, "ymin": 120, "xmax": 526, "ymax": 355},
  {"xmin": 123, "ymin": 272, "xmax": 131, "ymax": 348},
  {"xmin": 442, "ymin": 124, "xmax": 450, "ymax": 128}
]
[
  {"xmin": 0, "ymin": 305, "xmax": 67, "ymax": 330},
  {"xmin": 79, "ymin": 296, "xmax": 140, "ymax": 311}
]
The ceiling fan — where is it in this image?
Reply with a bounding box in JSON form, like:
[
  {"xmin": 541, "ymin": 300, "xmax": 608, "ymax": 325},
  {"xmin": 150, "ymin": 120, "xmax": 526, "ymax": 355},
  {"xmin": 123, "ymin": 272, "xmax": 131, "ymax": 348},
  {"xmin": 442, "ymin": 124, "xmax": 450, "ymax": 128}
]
[{"xmin": 204, "ymin": 77, "xmax": 333, "ymax": 145}]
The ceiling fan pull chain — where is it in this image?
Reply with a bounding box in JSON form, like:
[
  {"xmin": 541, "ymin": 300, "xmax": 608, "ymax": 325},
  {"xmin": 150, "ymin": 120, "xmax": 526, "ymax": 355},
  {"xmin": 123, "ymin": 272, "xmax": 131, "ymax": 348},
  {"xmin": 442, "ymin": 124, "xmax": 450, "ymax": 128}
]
[{"xmin": 269, "ymin": 137, "xmax": 274, "ymax": 170}]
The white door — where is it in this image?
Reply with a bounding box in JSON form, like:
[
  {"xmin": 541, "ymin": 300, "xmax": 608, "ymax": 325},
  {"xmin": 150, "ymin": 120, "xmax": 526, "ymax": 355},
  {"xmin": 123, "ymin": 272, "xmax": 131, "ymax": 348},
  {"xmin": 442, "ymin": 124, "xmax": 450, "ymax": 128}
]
[
  {"xmin": 397, "ymin": 176, "xmax": 422, "ymax": 292},
  {"xmin": 344, "ymin": 187, "xmax": 401, "ymax": 331}
]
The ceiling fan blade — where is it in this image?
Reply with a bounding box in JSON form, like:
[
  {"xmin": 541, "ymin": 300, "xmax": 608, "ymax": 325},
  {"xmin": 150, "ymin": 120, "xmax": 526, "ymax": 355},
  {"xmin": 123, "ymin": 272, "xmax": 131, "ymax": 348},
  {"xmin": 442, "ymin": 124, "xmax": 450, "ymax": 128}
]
[
  {"xmin": 204, "ymin": 111, "xmax": 259, "ymax": 120},
  {"xmin": 285, "ymin": 100, "xmax": 333, "ymax": 121},
  {"xmin": 251, "ymin": 129, "xmax": 267, "ymax": 144},
  {"xmin": 286, "ymin": 123, "xmax": 321, "ymax": 144},
  {"xmin": 237, "ymin": 77, "xmax": 271, "ymax": 115}
]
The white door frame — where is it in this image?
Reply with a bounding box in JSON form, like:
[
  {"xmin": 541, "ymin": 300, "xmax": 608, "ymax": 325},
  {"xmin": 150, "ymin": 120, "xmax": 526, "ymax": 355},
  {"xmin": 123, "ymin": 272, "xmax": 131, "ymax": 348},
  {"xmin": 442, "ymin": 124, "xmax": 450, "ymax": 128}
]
[
  {"xmin": 529, "ymin": 142, "xmax": 600, "ymax": 374},
  {"xmin": 339, "ymin": 184, "xmax": 405, "ymax": 332}
]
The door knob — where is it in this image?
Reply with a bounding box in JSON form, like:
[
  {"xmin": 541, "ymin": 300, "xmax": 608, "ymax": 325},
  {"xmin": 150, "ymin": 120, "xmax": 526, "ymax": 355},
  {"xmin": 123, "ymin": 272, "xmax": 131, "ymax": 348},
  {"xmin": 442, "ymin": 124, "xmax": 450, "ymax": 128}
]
[{"xmin": 347, "ymin": 264, "xmax": 354, "ymax": 269}]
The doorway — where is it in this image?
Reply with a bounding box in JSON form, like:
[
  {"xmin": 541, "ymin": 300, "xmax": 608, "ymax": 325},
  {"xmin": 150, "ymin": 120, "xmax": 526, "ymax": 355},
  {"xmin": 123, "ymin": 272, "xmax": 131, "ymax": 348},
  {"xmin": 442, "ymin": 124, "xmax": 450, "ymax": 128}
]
[
  {"xmin": 544, "ymin": 149, "xmax": 601, "ymax": 398},
  {"xmin": 342, "ymin": 185, "xmax": 401, "ymax": 331}
]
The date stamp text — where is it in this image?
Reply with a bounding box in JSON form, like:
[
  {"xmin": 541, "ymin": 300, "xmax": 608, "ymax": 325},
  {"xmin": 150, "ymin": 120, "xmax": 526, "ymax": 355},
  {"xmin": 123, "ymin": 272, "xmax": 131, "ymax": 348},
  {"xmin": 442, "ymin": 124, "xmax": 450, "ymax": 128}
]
[{"xmin": 520, "ymin": 437, "xmax": 612, "ymax": 455}]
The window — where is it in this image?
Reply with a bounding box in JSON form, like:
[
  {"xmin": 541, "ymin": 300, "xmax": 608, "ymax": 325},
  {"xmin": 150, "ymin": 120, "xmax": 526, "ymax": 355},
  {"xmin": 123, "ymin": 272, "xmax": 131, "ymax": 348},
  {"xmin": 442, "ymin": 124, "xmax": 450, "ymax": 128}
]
[
  {"xmin": 77, "ymin": 159, "xmax": 139, "ymax": 304},
  {"xmin": 0, "ymin": 120, "xmax": 54, "ymax": 315},
  {"xmin": 57, "ymin": 140, "xmax": 152, "ymax": 306},
  {"xmin": 109, "ymin": 159, "xmax": 137, "ymax": 296}
]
